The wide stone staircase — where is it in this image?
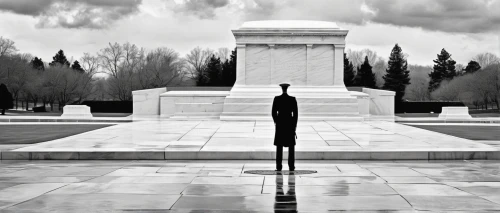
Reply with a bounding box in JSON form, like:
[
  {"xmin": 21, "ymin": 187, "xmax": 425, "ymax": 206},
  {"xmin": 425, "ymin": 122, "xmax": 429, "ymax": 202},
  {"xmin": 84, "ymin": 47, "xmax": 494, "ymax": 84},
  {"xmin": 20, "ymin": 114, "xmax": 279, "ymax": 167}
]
[{"xmin": 220, "ymin": 85, "xmax": 363, "ymax": 121}]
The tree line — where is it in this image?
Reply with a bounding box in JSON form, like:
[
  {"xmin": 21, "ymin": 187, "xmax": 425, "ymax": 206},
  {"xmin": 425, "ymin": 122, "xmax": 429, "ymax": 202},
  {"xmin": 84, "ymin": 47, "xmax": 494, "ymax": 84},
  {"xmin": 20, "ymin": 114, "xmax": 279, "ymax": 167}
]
[
  {"xmin": 344, "ymin": 44, "xmax": 500, "ymax": 110},
  {"xmin": 0, "ymin": 36, "xmax": 236, "ymax": 111},
  {"xmin": 1, "ymin": 34, "xmax": 499, "ymax": 112}
]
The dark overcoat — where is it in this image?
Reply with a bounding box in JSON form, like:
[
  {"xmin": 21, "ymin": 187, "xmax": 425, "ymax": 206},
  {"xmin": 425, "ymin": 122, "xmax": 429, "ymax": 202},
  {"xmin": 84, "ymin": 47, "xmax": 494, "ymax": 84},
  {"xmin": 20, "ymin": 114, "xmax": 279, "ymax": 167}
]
[{"xmin": 272, "ymin": 94, "xmax": 298, "ymax": 147}]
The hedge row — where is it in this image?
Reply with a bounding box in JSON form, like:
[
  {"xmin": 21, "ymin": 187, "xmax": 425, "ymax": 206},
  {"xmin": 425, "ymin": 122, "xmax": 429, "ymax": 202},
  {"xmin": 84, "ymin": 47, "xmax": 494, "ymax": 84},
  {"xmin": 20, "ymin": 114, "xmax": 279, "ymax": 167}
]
[
  {"xmin": 80, "ymin": 101, "xmax": 132, "ymax": 113},
  {"xmin": 395, "ymin": 101, "xmax": 465, "ymax": 113}
]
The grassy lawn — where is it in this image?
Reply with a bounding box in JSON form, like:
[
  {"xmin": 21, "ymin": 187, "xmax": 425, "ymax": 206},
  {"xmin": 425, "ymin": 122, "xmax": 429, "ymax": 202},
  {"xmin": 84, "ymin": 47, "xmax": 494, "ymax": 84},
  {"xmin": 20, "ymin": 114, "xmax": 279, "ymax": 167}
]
[
  {"xmin": 0, "ymin": 124, "xmax": 113, "ymax": 144},
  {"xmin": 406, "ymin": 125, "xmax": 500, "ymax": 140}
]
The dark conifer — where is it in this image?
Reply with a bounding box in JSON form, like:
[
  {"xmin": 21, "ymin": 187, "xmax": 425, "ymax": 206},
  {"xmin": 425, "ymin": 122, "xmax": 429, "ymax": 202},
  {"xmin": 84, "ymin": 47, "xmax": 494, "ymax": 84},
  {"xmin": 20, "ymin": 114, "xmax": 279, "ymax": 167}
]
[
  {"xmin": 205, "ymin": 55, "xmax": 222, "ymax": 86},
  {"xmin": 382, "ymin": 44, "xmax": 411, "ymax": 102},
  {"xmin": 71, "ymin": 60, "xmax": 85, "ymax": 73},
  {"xmin": 344, "ymin": 53, "xmax": 355, "ymax": 86},
  {"xmin": 221, "ymin": 48, "xmax": 237, "ymax": 86},
  {"xmin": 30, "ymin": 57, "xmax": 45, "ymax": 71},
  {"xmin": 464, "ymin": 60, "xmax": 481, "ymax": 74},
  {"xmin": 354, "ymin": 56, "xmax": 377, "ymax": 89},
  {"xmin": 429, "ymin": 48, "xmax": 457, "ymax": 92},
  {"xmin": 49, "ymin": 49, "xmax": 70, "ymax": 67}
]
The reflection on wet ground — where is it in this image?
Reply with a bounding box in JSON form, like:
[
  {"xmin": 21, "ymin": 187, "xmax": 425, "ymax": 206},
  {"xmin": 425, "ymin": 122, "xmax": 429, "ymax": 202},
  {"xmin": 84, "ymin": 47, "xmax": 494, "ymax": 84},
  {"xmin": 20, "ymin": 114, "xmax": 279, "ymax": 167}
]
[
  {"xmin": 2, "ymin": 160, "xmax": 500, "ymax": 211},
  {"xmin": 274, "ymin": 174, "xmax": 297, "ymax": 212}
]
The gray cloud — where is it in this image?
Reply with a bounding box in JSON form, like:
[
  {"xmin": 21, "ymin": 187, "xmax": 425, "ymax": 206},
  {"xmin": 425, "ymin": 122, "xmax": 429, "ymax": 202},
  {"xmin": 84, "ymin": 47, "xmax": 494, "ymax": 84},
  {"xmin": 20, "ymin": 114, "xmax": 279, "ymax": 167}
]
[
  {"xmin": 171, "ymin": 0, "xmax": 500, "ymax": 33},
  {"xmin": 173, "ymin": 0, "xmax": 230, "ymax": 19},
  {"xmin": 0, "ymin": 0, "xmax": 142, "ymax": 29},
  {"xmin": 240, "ymin": 0, "xmax": 367, "ymax": 24},
  {"xmin": 365, "ymin": 0, "xmax": 500, "ymax": 33}
]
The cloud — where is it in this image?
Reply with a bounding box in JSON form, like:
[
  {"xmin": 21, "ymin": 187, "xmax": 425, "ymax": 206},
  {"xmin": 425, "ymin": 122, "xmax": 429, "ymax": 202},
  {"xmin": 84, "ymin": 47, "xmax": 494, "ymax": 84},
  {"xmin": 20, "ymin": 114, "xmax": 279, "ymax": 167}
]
[
  {"xmin": 365, "ymin": 0, "xmax": 500, "ymax": 33},
  {"xmin": 240, "ymin": 0, "xmax": 367, "ymax": 24},
  {"xmin": 173, "ymin": 0, "xmax": 230, "ymax": 19},
  {"xmin": 170, "ymin": 0, "xmax": 500, "ymax": 34},
  {"xmin": 0, "ymin": 0, "xmax": 142, "ymax": 29}
]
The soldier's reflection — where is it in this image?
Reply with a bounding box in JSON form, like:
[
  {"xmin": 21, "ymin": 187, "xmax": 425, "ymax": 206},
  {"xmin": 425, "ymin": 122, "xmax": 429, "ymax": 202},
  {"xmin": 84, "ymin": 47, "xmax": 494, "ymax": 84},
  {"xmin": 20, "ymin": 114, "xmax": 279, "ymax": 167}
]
[{"xmin": 274, "ymin": 173, "xmax": 297, "ymax": 212}]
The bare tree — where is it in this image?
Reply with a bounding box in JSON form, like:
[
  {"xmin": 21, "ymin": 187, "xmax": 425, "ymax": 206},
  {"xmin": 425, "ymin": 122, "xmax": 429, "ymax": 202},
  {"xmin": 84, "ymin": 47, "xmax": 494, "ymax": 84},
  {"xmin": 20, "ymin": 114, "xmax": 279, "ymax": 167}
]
[
  {"xmin": 455, "ymin": 63, "xmax": 465, "ymax": 75},
  {"xmin": 482, "ymin": 64, "xmax": 500, "ymax": 109},
  {"xmin": 404, "ymin": 65, "xmax": 432, "ymax": 101},
  {"xmin": 138, "ymin": 47, "xmax": 185, "ymax": 89},
  {"xmin": 185, "ymin": 46, "xmax": 213, "ymax": 79},
  {"xmin": 0, "ymin": 54, "xmax": 33, "ymax": 109},
  {"xmin": 98, "ymin": 42, "xmax": 143, "ymax": 101},
  {"xmin": 347, "ymin": 49, "xmax": 383, "ymax": 68},
  {"xmin": 99, "ymin": 42, "xmax": 124, "ymax": 78},
  {"xmin": 473, "ymin": 52, "xmax": 500, "ymax": 68},
  {"xmin": 81, "ymin": 53, "xmax": 100, "ymax": 74},
  {"xmin": 0, "ymin": 37, "xmax": 18, "ymax": 57},
  {"xmin": 216, "ymin": 48, "xmax": 230, "ymax": 62}
]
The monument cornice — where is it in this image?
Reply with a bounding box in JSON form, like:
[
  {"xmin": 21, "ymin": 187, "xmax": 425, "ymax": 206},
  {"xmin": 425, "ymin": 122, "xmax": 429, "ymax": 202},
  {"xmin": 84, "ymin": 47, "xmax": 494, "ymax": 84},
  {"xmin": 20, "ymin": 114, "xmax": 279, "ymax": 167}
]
[
  {"xmin": 232, "ymin": 29, "xmax": 349, "ymax": 36},
  {"xmin": 235, "ymin": 41, "xmax": 346, "ymax": 45}
]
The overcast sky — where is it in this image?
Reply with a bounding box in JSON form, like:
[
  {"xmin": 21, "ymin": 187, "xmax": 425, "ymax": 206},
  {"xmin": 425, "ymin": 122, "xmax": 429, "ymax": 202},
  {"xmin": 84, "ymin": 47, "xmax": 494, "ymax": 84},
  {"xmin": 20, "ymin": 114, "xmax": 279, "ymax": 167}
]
[{"xmin": 0, "ymin": 0, "xmax": 499, "ymax": 66}]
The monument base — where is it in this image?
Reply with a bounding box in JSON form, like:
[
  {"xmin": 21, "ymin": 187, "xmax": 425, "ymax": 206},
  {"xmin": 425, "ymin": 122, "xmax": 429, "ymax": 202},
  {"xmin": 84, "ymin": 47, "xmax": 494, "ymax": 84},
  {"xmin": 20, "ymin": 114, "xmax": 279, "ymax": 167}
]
[{"xmin": 220, "ymin": 85, "xmax": 363, "ymax": 121}]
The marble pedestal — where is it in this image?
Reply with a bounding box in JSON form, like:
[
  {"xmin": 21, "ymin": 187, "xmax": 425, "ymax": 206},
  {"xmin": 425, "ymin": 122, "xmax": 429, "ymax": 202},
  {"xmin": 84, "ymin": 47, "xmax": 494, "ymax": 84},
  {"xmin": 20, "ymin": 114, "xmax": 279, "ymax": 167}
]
[
  {"xmin": 439, "ymin": 107, "xmax": 472, "ymax": 120},
  {"xmin": 221, "ymin": 20, "xmax": 362, "ymax": 121},
  {"xmin": 61, "ymin": 105, "xmax": 93, "ymax": 118}
]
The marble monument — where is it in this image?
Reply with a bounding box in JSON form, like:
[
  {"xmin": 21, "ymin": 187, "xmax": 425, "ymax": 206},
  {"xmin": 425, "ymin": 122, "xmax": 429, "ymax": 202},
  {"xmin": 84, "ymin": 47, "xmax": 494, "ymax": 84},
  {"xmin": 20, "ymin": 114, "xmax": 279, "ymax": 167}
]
[
  {"xmin": 220, "ymin": 20, "xmax": 361, "ymax": 121},
  {"xmin": 132, "ymin": 20, "xmax": 395, "ymax": 121}
]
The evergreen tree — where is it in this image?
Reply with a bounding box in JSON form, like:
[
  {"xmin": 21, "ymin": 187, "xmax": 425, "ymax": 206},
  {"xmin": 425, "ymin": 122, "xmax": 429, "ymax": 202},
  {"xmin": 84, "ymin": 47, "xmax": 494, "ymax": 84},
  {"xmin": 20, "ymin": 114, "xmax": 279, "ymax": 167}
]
[
  {"xmin": 205, "ymin": 55, "xmax": 222, "ymax": 86},
  {"xmin": 354, "ymin": 56, "xmax": 377, "ymax": 89},
  {"xmin": 344, "ymin": 53, "xmax": 355, "ymax": 86},
  {"xmin": 49, "ymin": 49, "xmax": 70, "ymax": 67},
  {"xmin": 71, "ymin": 60, "xmax": 85, "ymax": 73},
  {"xmin": 30, "ymin": 57, "xmax": 45, "ymax": 71},
  {"xmin": 464, "ymin": 60, "xmax": 481, "ymax": 74},
  {"xmin": 429, "ymin": 48, "xmax": 457, "ymax": 92},
  {"xmin": 0, "ymin": 83, "xmax": 14, "ymax": 115},
  {"xmin": 382, "ymin": 44, "xmax": 410, "ymax": 102},
  {"xmin": 221, "ymin": 48, "xmax": 237, "ymax": 86}
]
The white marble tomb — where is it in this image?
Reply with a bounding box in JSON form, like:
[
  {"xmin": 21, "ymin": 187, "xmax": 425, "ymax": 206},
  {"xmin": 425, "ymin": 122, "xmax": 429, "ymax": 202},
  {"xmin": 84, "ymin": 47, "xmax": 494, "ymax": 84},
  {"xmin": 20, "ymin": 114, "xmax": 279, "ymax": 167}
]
[
  {"xmin": 220, "ymin": 20, "xmax": 362, "ymax": 121},
  {"xmin": 131, "ymin": 20, "xmax": 396, "ymax": 121}
]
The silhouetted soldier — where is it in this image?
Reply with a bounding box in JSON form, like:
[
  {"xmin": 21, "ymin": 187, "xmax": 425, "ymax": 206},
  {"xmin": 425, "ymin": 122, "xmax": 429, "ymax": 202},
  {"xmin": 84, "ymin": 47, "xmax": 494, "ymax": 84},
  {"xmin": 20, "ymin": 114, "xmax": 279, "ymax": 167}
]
[{"xmin": 272, "ymin": 83, "xmax": 298, "ymax": 171}]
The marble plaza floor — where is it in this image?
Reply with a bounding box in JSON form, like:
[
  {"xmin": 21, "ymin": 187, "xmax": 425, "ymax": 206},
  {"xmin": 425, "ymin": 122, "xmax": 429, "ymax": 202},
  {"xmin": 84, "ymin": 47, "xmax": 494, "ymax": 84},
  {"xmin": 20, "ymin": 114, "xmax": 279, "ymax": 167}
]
[
  {"xmin": 2, "ymin": 160, "xmax": 500, "ymax": 212},
  {"xmin": 3, "ymin": 120, "xmax": 500, "ymax": 160}
]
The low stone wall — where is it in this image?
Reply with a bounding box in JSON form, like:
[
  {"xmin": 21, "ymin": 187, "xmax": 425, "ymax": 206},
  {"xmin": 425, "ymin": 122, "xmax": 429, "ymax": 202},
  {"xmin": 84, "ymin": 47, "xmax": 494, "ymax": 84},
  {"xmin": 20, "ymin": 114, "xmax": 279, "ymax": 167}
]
[
  {"xmin": 132, "ymin": 88, "xmax": 166, "ymax": 115},
  {"xmin": 132, "ymin": 87, "xmax": 396, "ymax": 120},
  {"xmin": 349, "ymin": 91, "xmax": 369, "ymax": 117},
  {"xmin": 362, "ymin": 88, "xmax": 396, "ymax": 117},
  {"xmin": 160, "ymin": 91, "xmax": 230, "ymax": 119}
]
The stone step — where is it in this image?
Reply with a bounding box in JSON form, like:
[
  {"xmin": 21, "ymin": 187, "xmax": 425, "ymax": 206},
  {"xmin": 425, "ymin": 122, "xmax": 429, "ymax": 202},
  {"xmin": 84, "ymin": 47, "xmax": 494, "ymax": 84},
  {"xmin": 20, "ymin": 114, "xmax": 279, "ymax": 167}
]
[
  {"xmin": 223, "ymin": 103, "xmax": 359, "ymax": 113},
  {"xmin": 3, "ymin": 150, "xmax": 499, "ymax": 160},
  {"xmin": 175, "ymin": 103, "xmax": 224, "ymax": 113},
  {"xmin": 224, "ymin": 96, "xmax": 358, "ymax": 103},
  {"xmin": 220, "ymin": 113, "xmax": 363, "ymax": 121},
  {"xmin": 168, "ymin": 96, "xmax": 226, "ymax": 103}
]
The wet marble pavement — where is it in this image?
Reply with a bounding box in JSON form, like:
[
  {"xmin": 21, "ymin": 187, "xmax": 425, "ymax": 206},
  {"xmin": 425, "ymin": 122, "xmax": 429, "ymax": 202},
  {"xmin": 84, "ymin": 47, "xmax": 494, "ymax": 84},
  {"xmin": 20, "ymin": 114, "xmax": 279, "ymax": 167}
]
[
  {"xmin": 2, "ymin": 160, "xmax": 500, "ymax": 212},
  {"xmin": 9, "ymin": 120, "xmax": 496, "ymax": 156}
]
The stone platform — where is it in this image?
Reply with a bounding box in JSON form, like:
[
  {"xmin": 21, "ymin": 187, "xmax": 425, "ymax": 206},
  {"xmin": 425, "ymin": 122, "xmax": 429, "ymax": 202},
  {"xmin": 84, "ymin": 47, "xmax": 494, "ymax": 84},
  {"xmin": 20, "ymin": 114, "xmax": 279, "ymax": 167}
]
[
  {"xmin": 3, "ymin": 120, "xmax": 500, "ymax": 160},
  {"xmin": 5, "ymin": 160, "xmax": 500, "ymax": 211}
]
